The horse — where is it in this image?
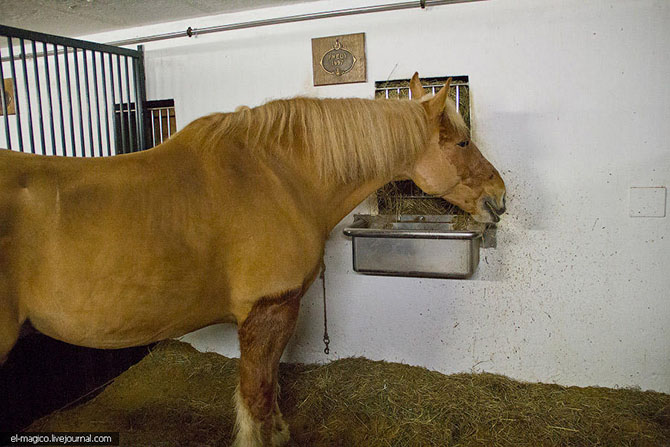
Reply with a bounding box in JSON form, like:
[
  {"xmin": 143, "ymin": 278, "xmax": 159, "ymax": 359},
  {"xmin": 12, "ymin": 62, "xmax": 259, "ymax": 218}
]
[{"xmin": 0, "ymin": 73, "xmax": 506, "ymax": 446}]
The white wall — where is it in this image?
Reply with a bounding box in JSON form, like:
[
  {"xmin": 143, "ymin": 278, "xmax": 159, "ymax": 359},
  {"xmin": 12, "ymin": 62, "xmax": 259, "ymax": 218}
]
[{"xmin": 83, "ymin": 0, "xmax": 670, "ymax": 392}]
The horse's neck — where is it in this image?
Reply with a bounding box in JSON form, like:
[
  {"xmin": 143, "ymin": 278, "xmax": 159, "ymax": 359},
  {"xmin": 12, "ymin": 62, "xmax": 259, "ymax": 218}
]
[
  {"xmin": 285, "ymin": 148, "xmax": 411, "ymax": 235},
  {"xmin": 319, "ymin": 178, "xmax": 391, "ymax": 232}
]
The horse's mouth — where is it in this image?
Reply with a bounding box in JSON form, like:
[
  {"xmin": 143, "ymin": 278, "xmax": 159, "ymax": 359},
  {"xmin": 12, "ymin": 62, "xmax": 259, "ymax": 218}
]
[{"xmin": 484, "ymin": 199, "xmax": 504, "ymax": 223}]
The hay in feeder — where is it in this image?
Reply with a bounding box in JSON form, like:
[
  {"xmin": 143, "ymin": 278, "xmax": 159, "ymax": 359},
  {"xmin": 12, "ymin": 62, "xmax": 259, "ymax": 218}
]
[
  {"xmin": 376, "ymin": 180, "xmax": 465, "ymax": 217},
  {"xmin": 30, "ymin": 341, "xmax": 670, "ymax": 446}
]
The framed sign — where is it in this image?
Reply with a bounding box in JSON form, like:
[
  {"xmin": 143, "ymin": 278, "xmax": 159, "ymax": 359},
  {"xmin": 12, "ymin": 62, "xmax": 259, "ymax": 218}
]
[
  {"xmin": 312, "ymin": 33, "xmax": 366, "ymax": 86},
  {"xmin": 1, "ymin": 78, "xmax": 16, "ymax": 115}
]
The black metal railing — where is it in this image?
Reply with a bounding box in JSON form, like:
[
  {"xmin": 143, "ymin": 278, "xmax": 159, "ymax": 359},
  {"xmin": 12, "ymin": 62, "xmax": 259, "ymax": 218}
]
[{"xmin": 0, "ymin": 25, "xmax": 148, "ymax": 156}]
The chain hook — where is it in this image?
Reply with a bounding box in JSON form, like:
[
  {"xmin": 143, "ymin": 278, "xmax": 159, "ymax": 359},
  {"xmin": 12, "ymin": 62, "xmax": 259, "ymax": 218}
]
[{"xmin": 321, "ymin": 260, "xmax": 330, "ymax": 355}]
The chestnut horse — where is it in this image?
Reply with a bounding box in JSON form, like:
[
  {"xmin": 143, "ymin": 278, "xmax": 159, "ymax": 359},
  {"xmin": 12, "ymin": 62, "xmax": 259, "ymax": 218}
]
[{"xmin": 0, "ymin": 73, "xmax": 505, "ymax": 446}]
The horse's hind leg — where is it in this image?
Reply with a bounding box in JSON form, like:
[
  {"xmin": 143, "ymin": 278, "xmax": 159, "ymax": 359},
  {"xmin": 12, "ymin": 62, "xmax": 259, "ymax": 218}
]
[{"xmin": 233, "ymin": 288, "xmax": 302, "ymax": 447}]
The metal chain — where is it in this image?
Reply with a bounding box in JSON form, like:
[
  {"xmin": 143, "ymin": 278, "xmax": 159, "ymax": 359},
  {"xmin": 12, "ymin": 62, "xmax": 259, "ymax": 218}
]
[{"xmin": 321, "ymin": 261, "xmax": 330, "ymax": 355}]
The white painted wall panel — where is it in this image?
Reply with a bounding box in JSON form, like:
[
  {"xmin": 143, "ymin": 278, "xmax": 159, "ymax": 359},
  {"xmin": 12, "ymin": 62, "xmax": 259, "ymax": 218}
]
[{"xmin": 80, "ymin": 0, "xmax": 670, "ymax": 392}]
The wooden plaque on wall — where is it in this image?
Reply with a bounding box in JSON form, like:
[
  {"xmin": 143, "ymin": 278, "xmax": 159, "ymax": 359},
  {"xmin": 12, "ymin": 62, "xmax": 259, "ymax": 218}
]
[{"xmin": 312, "ymin": 33, "xmax": 366, "ymax": 86}]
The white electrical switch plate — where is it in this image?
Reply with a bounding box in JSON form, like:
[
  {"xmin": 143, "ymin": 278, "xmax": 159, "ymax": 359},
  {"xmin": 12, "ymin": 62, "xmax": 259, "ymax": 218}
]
[{"xmin": 629, "ymin": 186, "xmax": 667, "ymax": 217}]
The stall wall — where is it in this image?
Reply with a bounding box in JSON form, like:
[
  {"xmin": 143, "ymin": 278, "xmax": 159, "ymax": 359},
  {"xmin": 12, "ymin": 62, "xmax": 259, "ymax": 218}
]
[{"xmin": 83, "ymin": 0, "xmax": 670, "ymax": 392}]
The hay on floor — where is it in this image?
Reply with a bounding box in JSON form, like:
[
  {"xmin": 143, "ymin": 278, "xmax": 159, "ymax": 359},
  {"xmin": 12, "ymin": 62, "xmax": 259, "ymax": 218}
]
[{"xmin": 30, "ymin": 341, "xmax": 670, "ymax": 447}]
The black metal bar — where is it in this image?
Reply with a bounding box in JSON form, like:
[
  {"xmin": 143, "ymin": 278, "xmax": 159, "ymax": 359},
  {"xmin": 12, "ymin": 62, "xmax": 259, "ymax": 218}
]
[
  {"xmin": 19, "ymin": 39, "xmax": 36, "ymax": 153},
  {"xmin": 115, "ymin": 54, "xmax": 127, "ymax": 154},
  {"xmin": 100, "ymin": 52, "xmax": 111, "ymax": 156},
  {"xmin": 107, "ymin": 53, "xmax": 116, "ymax": 156},
  {"xmin": 150, "ymin": 110, "xmax": 156, "ymax": 147},
  {"xmin": 0, "ymin": 40, "xmax": 12, "ymax": 150},
  {"xmin": 133, "ymin": 45, "xmax": 147, "ymax": 151},
  {"xmin": 158, "ymin": 109, "xmax": 163, "ymax": 144},
  {"xmin": 0, "ymin": 24, "xmax": 141, "ymax": 59},
  {"xmin": 7, "ymin": 37, "xmax": 23, "ymax": 152},
  {"xmin": 124, "ymin": 56, "xmax": 133, "ymax": 152},
  {"xmin": 91, "ymin": 51, "xmax": 103, "ymax": 156},
  {"xmin": 63, "ymin": 46, "xmax": 76, "ymax": 156},
  {"xmin": 43, "ymin": 42, "xmax": 57, "ymax": 155},
  {"xmin": 144, "ymin": 98, "xmax": 174, "ymax": 108},
  {"xmin": 82, "ymin": 50, "xmax": 94, "ymax": 156},
  {"xmin": 73, "ymin": 48, "xmax": 85, "ymax": 156},
  {"xmin": 53, "ymin": 44, "xmax": 67, "ymax": 155},
  {"xmin": 31, "ymin": 40, "xmax": 46, "ymax": 155}
]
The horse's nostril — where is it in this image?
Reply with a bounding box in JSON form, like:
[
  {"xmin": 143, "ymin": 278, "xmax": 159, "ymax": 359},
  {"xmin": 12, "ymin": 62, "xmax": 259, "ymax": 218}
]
[{"xmin": 484, "ymin": 197, "xmax": 506, "ymax": 216}]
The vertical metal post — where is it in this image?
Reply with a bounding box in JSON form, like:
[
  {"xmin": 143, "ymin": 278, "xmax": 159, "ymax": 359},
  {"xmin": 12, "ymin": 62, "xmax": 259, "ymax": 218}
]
[
  {"xmin": 91, "ymin": 51, "xmax": 104, "ymax": 156},
  {"xmin": 0, "ymin": 41, "xmax": 12, "ymax": 150},
  {"xmin": 133, "ymin": 45, "xmax": 147, "ymax": 151},
  {"xmin": 158, "ymin": 109, "xmax": 163, "ymax": 144},
  {"xmin": 73, "ymin": 48, "xmax": 85, "ymax": 156},
  {"xmin": 123, "ymin": 56, "xmax": 133, "ymax": 151},
  {"xmin": 31, "ymin": 40, "xmax": 46, "ymax": 154},
  {"xmin": 455, "ymin": 85, "xmax": 460, "ymax": 115},
  {"xmin": 115, "ymin": 54, "xmax": 127, "ymax": 154},
  {"xmin": 53, "ymin": 44, "xmax": 67, "ymax": 155},
  {"xmin": 101, "ymin": 52, "xmax": 112, "ymax": 156},
  {"xmin": 7, "ymin": 37, "xmax": 24, "ymax": 151},
  {"xmin": 19, "ymin": 38, "xmax": 36, "ymax": 153},
  {"xmin": 82, "ymin": 50, "xmax": 94, "ymax": 156},
  {"xmin": 150, "ymin": 109, "xmax": 156, "ymax": 147},
  {"xmin": 108, "ymin": 53, "xmax": 118, "ymax": 155},
  {"xmin": 42, "ymin": 42, "xmax": 57, "ymax": 155},
  {"xmin": 63, "ymin": 46, "xmax": 77, "ymax": 156}
]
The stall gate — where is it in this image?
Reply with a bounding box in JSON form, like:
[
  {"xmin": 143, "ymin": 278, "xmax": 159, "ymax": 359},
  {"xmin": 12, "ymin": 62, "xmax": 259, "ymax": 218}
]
[{"xmin": 0, "ymin": 25, "xmax": 148, "ymax": 156}]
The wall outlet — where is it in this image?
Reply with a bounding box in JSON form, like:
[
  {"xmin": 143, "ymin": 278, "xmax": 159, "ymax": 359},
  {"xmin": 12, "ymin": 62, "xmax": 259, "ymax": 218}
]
[{"xmin": 629, "ymin": 187, "xmax": 667, "ymax": 217}]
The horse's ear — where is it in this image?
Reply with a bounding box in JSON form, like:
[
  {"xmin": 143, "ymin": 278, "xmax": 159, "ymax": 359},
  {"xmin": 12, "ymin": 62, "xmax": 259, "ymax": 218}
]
[
  {"xmin": 409, "ymin": 72, "xmax": 424, "ymax": 100},
  {"xmin": 424, "ymin": 77, "xmax": 452, "ymax": 118}
]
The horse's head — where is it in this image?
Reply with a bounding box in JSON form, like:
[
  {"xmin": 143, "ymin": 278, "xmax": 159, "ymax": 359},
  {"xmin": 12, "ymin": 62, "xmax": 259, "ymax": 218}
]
[{"xmin": 408, "ymin": 73, "xmax": 506, "ymax": 223}]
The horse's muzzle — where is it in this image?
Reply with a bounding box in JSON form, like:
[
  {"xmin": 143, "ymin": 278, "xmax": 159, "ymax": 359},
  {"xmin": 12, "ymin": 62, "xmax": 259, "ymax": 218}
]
[{"xmin": 483, "ymin": 195, "xmax": 506, "ymax": 223}]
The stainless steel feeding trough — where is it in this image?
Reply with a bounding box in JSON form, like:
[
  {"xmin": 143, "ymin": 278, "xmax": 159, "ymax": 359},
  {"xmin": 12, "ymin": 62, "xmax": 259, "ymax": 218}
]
[{"xmin": 343, "ymin": 215, "xmax": 495, "ymax": 279}]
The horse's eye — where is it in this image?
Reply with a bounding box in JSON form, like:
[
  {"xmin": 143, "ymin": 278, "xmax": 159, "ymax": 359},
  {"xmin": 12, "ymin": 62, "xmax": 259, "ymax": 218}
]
[{"xmin": 457, "ymin": 140, "xmax": 469, "ymax": 148}]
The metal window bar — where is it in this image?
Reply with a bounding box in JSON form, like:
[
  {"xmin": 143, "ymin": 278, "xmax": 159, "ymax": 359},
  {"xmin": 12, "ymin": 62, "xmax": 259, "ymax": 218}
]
[
  {"xmin": 0, "ymin": 44, "xmax": 12, "ymax": 149},
  {"xmin": 19, "ymin": 38, "xmax": 36, "ymax": 153},
  {"xmin": 42, "ymin": 42, "xmax": 57, "ymax": 155},
  {"xmin": 53, "ymin": 43, "xmax": 67, "ymax": 155},
  {"xmin": 145, "ymin": 100, "xmax": 176, "ymax": 147},
  {"xmin": 0, "ymin": 25, "xmax": 147, "ymax": 156}
]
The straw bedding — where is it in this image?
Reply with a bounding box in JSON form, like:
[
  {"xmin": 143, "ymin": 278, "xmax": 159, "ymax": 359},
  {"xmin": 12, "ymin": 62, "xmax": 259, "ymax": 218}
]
[{"xmin": 30, "ymin": 341, "xmax": 670, "ymax": 446}]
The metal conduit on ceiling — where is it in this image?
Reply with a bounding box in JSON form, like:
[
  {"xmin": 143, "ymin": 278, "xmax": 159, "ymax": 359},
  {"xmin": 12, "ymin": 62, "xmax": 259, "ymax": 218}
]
[{"xmin": 106, "ymin": 0, "xmax": 488, "ymax": 47}]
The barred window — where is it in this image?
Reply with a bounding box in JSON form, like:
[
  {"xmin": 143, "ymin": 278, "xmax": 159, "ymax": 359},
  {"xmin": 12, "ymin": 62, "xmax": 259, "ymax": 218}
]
[
  {"xmin": 374, "ymin": 76, "xmax": 469, "ymax": 215},
  {"xmin": 114, "ymin": 99, "xmax": 176, "ymax": 152}
]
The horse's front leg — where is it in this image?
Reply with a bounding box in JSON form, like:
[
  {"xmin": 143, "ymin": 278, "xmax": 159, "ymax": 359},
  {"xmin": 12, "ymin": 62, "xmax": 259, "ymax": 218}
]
[{"xmin": 233, "ymin": 288, "xmax": 302, "ymax": 447}]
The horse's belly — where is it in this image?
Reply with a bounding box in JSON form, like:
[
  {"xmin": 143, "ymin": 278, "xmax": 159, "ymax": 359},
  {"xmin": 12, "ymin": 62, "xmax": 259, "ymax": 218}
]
[{"xmin": 25, "ymin": 275, "xmax": 233, "ymax": 349}]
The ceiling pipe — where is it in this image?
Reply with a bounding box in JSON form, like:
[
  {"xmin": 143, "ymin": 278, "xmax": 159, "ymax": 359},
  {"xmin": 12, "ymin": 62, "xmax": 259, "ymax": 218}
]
[{"xmin": 106, "ymin": 0, "xmax": 488, "ymax": 47}]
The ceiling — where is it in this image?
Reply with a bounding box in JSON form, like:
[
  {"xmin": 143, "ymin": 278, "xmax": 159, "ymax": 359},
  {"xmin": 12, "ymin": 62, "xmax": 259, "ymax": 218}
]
[{"xmin": 0, "ymin": 0, "xmax": 315, "ymax": 38}]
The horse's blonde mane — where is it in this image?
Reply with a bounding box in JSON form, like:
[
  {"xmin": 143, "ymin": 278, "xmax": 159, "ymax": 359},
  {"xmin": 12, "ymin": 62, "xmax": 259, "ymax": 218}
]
[
  {"xmin": 186, "ymin": 95, "xmax": 468, "ymax": 183},
  {"xmin": 443, "ymin": 98, "xmax": 470, "ymax": 139},
  {"xmin": 191, "ymin": 97, "xmax": 429, "ymax": 183}
]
